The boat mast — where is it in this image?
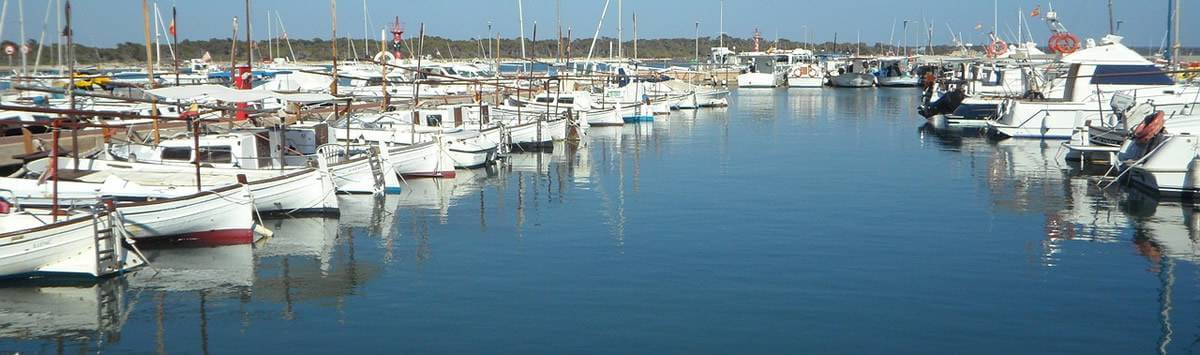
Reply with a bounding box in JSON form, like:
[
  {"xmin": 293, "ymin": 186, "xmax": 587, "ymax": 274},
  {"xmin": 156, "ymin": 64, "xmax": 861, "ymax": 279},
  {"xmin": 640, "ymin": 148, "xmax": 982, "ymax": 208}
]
[
  {"xmin": 55, "ymin": 0, "xmax": 72, "ymax": 220},
  {"xmin": 276, "ymin": 11, "xmax": 296, "ymax": 62},
  {"xmin": 1171, "ymin": 0, "xmax": 1181, "ymax": 68},
  {"xmin": 18, "ymin": 0, "xmax": 25, "ymax": 77},
  {"xmin": 719, "ymin": 0, "xmax": 724, "ymax": 48},
  {"xmin": 154, "ymin": 1, "xmax": 161, "ymax": 69},
  {"xmin": 330, "ymin": 0, "xmax": 337, "ymax": 96},
  {"xmin": 1107, "ymin": 0, "xmax": 1116, "ymax": 35},
  {"xmin": 172, "ymin": 6, "xmax": 177, "ymax": 86},
  {"xmin": 992, "ymin": 0, "xmax": 997, "ymax": 36},
  {"xmin": 0, "ymin": 1, "xmax": 7, "ymax": 71},
  {"xmin": 617, "ymin": 0, "xmax": 622, "ymax": 58},
  {"xmin": 518, "ymin": 0, "xmax": 526, "ymax": 71},
  {"xmin": 362, "ymin": 0, "xmax": 368, "ymax": 58},
  {"xmin": 330, "ymin": 0, "xmax": 345, "ymax": 152},
  {"xmin": 245, "ymin": 0, "xmax": 251, "ymax": 68},
  {"xmin": 142, "ymin": 0, "xmax": 159, "ymax": 144},
  {"xmin": 230, "ymin": 17, "xmax": 238, "ymax": 87},
  {"xmin": 267, "ymin": 9, "xmax": 272, "ymax": 61},
  {"xmin": 56, "ymin": 0, "xmax": 61, "ymax": 74},
  {"xmin": 31, "ymin": 0, "xmax": 50, "ymax": 74},
  {"xmin": 583, "ymin": 0, "xmax": 610, "ymax": 73},
  {"xmin": 1018, "ymin": 8, "xmax": 1023, "ymax": 46},
  {"xmin": 555, "ymin": 0, "xmax": 561, "ymax": 63}
]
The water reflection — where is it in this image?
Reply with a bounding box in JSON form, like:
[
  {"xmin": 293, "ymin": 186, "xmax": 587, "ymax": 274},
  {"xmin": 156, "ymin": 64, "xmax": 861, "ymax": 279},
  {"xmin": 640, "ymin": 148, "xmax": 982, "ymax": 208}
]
[
  {"xmin": 0, "ymin": 279, "xmax": 129, "ymax": 343},
  {"xmin": 1125, "ymin": 192, "xmax": 1200, "ymax": 264},
  {"xmin": 734, "ymin": 89, "xmax": 778, "ymax": 118},
  {"xmin": 923, "ymin": 126, "xmax": 1200, "ymax": 271},
  {"xmin": 136, "ymin": 247, "xmax": 251, "ymax": 290},
  {"xmin": 786, "ymin": 88, "xmax": 826, "ymax": 119},
  {"xmin": 10, "ymin": 87, "xmax": 1200, "ymax": 353}
]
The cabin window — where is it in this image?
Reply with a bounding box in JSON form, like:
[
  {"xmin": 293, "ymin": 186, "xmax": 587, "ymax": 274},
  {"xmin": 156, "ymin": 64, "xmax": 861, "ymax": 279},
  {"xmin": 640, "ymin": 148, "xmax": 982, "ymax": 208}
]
[
  {"xmin": 425, "ymin": 114, "xmax": 443, "ymax": 127},
  {"xmin": 161, "ymin": 147, "xmax": 191, "ymax": 161},
  {"xmin": 1091, "ymin": 65, "xmax": 1174, "ymax": 85},
  {"xmin": 199, "ymin": 146, "xmax": 233, "ymax": 163},
  {"xmin": 558, "ymin": 97, "xmax": 575, "ymax": 104},
  {"xmin": 535, "ymin": 97, "xmax": 554, "ymax": 103}
]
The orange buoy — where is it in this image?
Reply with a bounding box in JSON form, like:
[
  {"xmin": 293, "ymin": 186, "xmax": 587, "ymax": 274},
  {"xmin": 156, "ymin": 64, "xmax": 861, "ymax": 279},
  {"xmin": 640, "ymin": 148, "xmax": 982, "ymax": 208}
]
[
  {"xmin": 985, "ymin": 40, "xmax": 1009, "ymax": 58},
  {"xmin": 1048, "ymin": 33, "xmax": 1080, "ymax": 54}
]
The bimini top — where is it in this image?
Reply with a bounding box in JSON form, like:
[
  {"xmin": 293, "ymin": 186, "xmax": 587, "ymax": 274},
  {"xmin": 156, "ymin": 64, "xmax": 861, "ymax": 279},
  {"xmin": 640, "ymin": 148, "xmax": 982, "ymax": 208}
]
[
  {"xmin": 147, "ymin": 84, "xmax": 336, "ymax": 104},
  {"xmin": 1061, "ymin": 35, "xmax": 1152, "ymax": 66}
]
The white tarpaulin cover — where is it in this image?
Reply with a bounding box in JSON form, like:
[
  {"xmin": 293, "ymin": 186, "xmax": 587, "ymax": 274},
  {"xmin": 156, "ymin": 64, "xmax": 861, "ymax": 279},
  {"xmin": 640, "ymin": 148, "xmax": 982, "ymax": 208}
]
[{"xmin": 147, "ymin": 84, "xmax": 335, "ymax": 103}]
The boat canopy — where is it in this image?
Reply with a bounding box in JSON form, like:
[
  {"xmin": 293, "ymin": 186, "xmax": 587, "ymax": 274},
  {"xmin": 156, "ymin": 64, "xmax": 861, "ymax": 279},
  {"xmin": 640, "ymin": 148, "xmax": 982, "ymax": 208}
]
[{"xmin": 147, "ymin": 84, "xmax": 336, "ymax": 103}]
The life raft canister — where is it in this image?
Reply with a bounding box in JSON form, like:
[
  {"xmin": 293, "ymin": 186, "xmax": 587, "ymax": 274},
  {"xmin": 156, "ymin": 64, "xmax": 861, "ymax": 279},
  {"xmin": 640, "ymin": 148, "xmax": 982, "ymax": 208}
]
[{"xmin": 1133, "ymin": 111, "xmax": 1166, "ymax": 144}]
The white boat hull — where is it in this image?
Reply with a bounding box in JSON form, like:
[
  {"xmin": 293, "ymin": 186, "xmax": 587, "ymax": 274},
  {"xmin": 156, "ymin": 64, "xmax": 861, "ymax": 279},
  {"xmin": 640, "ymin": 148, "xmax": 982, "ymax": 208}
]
[
  {"xmin": 877, "ymin": 75, "xmax": 920, "ymax": 87},
  {"xmin": 737, "ymin": 72, "xmax": 783, "ymax": 88},
  {"xmin": 787, "ymin": 76, "xmax": 825, "ymax": 88},
  {"xmin": 383, "ymin": 140, "xmax": 457, "ymax": 178},
  {"xmin": 29, "ymin": 158, "xmax": 339, "ymax": 214},
  {"xmin": 0, "ymin": 212, "xmax": 143, "ymax": 279}
]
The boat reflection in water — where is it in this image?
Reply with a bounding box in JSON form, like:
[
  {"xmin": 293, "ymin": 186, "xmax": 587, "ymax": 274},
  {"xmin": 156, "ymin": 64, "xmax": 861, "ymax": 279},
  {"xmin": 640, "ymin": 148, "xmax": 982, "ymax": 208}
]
[
  {"xmin": 925, "ymin": 123, "xmax": 1200, "ymax": 352},
  {"xmin": 1121, "ymin": 189, "xmax": 1200, "ymax": 354},
  {"xmin": 0, "ymin": 279, "xmax": 129, "ymax": 344},
  {"xmin": 1124, "ymin": 191, "xmax": 1200, "ymax": 265},
  {"xmin": 922, "ymin": 130, "xmax": 1132, "ymax": 265},
  {"xmin": 129, "ymin": 244, "xmax": 256, "ymax": 295},
  {"xmin": 253, "ymin": 214, "xmax": 383, "ymax": 319}
]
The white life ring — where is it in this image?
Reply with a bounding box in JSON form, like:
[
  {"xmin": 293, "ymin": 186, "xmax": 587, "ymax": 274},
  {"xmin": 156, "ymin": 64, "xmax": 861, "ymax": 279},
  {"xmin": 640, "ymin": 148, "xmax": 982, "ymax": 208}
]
[{"xmin": 373, "ymin": 51, "xmax": 397, "ymax": 64}]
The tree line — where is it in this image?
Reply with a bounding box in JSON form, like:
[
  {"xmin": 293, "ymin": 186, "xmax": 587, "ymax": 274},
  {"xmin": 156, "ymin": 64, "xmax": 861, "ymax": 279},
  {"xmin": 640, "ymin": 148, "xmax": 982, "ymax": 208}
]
[{"xmin": 0, "ymin": 35, "xmax": 1186, "ymax": 67}]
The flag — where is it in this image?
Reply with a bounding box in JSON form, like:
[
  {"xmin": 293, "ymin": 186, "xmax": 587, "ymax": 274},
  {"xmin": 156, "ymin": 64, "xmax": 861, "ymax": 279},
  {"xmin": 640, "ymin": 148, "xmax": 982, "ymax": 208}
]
[
  {"xmin": 1031, "ymin": 6, "xmax": 1041, "ymax": 17},
  {"xmin": 974, "ymin": 23, "xmax": 983, "ymax": 31},
  {"xmin": 169, "ymin": 20, "xmax": 176, "ymax": 37}
]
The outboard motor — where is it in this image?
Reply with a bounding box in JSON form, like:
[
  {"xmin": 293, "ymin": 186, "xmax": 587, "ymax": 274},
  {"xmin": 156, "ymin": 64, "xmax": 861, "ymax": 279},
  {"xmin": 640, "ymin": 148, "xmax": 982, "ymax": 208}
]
[{"xmin": 918, "ymin": 88, "xmax": 966, "ymax": 119}]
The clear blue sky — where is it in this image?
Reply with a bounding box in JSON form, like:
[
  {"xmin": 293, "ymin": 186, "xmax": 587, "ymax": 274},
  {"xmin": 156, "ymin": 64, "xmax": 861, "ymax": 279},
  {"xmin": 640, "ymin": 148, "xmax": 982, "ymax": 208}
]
[{"xmin": 7, "ymin": 0, "xmax": 1197, "ymax": 49}]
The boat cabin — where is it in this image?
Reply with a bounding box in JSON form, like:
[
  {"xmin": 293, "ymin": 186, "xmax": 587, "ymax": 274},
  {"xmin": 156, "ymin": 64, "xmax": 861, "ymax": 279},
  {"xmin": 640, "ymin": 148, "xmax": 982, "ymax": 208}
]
[
  {"xmin": 112, "ymin": 123, "xmax": 331, "ymax": 169},
  {"xmin": 1041, "ymin": 36, "xmax": 1175, "ymax": 101}
]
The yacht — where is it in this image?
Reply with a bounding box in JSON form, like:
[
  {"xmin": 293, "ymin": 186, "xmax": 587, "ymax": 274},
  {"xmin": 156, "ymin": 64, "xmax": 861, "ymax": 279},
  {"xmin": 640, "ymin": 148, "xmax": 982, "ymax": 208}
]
[{"xmin": 989, "ymin": 35, "xmax": 1199, "ymax": 139}]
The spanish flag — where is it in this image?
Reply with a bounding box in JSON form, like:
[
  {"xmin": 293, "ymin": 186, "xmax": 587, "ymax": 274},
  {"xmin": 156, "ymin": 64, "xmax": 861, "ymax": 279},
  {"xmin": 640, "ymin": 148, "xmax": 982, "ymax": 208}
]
[{"xmin": 1031, "ymin": 6, "xmax": 1041, "ymax": 17}]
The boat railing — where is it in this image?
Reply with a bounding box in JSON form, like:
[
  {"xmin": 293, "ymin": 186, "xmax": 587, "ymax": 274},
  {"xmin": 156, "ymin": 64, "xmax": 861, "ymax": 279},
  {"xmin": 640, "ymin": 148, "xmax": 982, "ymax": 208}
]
[{"xmin": 314, "ymin": 143, "xmax": 373, "ymax": 166}]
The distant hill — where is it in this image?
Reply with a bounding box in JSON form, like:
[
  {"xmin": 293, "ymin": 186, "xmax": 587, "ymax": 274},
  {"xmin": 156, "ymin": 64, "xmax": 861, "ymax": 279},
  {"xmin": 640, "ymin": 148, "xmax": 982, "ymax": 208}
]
[{"xmin": 0, "ymin": 36, "xmax": 1193, "ymax": 67}]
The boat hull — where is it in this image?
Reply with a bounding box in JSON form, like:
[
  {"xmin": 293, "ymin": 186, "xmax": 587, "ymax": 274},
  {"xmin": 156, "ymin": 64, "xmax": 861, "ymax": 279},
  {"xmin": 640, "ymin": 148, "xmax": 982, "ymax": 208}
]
[
  {"xmin": 384, "ymin": 140, "xmax": 456, "ymax": 178},
  {"xmin": 116, "ymin": 184, "xmax": 257, "ymax": 246},
  {"xmin": 0, "ymin": 213, "xmax": 143, "ymax": 279}
]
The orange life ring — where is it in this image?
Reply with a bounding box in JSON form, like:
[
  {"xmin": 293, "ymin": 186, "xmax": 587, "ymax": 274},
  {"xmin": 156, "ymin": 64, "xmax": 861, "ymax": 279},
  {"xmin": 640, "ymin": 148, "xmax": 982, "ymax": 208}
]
[
  {"xmin": 1048, "ymin": 33, "xmax": 1080, "ymax": 54},
  {"xmin": 1133, "ymin": 111, "xmax": 1165, "ymax": 144},
  {"xmin": 985, "ymin": 40, "xmax": 1008, "ymax": 57}
]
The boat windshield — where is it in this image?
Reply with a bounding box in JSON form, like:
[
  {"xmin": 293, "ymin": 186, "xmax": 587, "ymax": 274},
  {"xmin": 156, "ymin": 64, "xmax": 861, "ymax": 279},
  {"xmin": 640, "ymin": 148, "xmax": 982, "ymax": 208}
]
[{"xmin": 1090, "ymin": 65, "xmax": 1174, "ymax": 85}]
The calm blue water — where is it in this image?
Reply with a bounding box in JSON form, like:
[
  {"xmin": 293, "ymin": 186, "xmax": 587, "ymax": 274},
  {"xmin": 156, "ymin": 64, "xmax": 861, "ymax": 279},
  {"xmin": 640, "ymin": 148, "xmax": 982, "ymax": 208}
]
[{"xmin": 2, "ymin": 88, "xmax": 1197, "ymax": 354}]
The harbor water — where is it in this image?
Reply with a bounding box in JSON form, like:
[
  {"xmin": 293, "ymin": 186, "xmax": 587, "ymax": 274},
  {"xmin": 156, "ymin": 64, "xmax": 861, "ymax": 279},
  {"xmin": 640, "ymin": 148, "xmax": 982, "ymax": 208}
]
[{"xmin": 2, "ymin": 88, "xmax": 1196, "ymax": 353}]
